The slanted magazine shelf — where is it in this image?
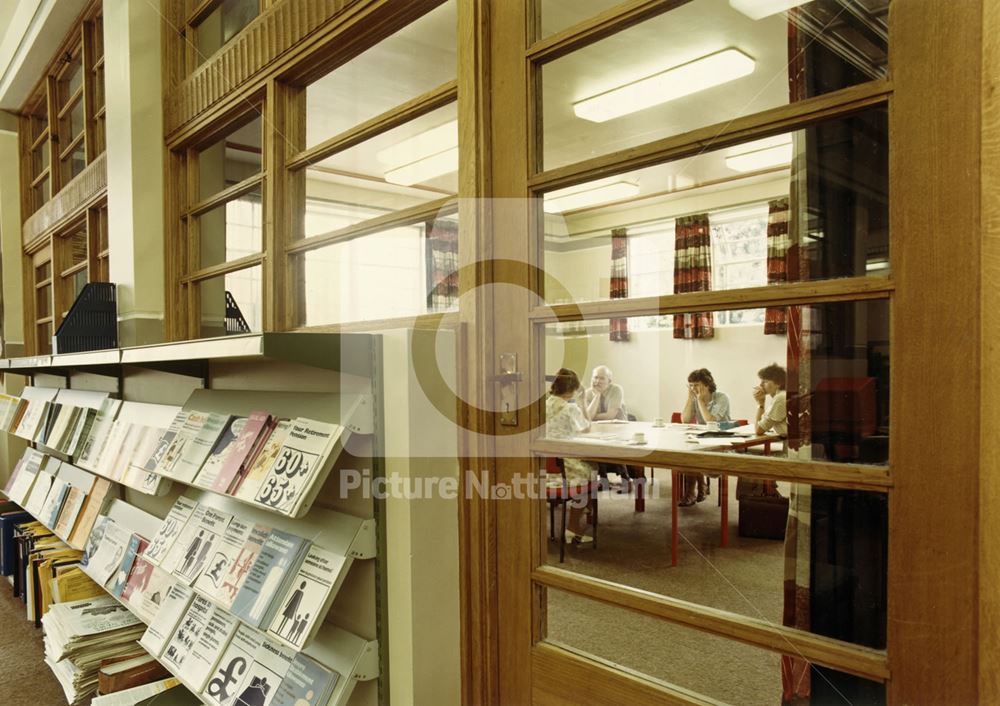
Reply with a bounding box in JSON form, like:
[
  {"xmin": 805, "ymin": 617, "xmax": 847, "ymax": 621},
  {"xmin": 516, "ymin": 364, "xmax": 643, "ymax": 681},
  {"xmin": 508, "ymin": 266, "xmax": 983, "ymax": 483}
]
[{"xmin": 0, "ymin": 333, "xmax": 385, "ymax": 706}]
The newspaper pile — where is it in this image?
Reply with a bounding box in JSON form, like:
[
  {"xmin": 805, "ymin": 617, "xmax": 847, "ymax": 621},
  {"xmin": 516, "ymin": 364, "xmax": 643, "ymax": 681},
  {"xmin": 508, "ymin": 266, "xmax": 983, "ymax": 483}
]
[{"xmin": 42, "ymin": 595, "xmax": 147, "ymax": 704}]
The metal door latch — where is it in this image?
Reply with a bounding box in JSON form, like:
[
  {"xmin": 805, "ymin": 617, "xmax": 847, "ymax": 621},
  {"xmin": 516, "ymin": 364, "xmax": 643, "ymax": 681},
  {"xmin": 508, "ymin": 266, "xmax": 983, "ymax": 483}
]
[{"xmin": 497, "ymin": 353, "xmax": 520, "ymax": 426}]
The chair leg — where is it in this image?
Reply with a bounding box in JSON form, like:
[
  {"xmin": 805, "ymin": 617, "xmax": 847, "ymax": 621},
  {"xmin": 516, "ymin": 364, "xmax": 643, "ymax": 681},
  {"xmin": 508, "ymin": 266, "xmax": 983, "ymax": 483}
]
[
  {"xmin": 591, "ymin": 495, "xmax": 598, "ymax": 549},
  {"xmin": 559, "ymin": 500, "xmax": 567, "ymax": 563},
  {"xmin": 549, "ymin": 501, "xmax": 555, "ymax": 540}
]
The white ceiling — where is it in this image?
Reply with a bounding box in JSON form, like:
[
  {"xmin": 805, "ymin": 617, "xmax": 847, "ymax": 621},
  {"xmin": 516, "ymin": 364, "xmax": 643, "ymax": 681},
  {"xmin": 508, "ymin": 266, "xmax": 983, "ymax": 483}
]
[{"xmin": 0, "ymin": 0, "xmax": 89, "ymax": 111}]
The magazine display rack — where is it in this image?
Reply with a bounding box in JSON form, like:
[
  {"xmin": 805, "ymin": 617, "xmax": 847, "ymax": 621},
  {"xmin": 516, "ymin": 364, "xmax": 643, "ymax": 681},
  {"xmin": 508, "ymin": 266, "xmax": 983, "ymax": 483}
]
[{"xmin": 0, "ymin": 333, "xmax": 385, "ymax": 706}]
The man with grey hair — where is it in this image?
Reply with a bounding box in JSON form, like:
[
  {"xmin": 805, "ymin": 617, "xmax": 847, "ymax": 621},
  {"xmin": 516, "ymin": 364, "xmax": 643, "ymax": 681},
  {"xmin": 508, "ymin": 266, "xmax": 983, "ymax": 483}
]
[{"xmin": 583, "ymin": 365, "xmax": 627, "ymax": 421}]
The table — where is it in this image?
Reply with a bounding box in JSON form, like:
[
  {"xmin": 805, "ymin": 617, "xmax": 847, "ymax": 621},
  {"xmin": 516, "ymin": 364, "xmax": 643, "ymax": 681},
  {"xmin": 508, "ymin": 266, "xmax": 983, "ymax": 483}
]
[{"xmin": 562, "ymin": 421, "xmax": 785, "ymax": 565}]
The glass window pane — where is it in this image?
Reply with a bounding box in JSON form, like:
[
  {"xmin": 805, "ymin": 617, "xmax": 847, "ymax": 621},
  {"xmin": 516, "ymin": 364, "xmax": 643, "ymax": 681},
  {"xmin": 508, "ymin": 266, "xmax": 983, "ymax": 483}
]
[
  {"xmin": 37, "ymin": 284, "xmax": 52, "ymax": 318},
  {"xmin": 35, "ymin": 175, "xmax": 50, "ymax": 208},
  {"xmin": 95, "ymin": 65, "xmax": 105, "ymax": 111},
  {"xmin": 70, "ymin": 145, "xmax": 86, "ymax": 178},
  {"xmin": 544, "ymin": 588, "xmax": 886, "ymax": 704},
  {"xmin": 61, "ymin": 228, "xmax": 88, "ymax": 271},
  {"xmin": 194, "ymin": 0, "xmax": 259, "ymax": 66},
  {"xmin": 541, "ymin": 0, "xmax": 888, "ymax": 169},
  {"xmin": 197, "ymin": 188, "xmax": 263, "ymax": 269},
  {"xmin": 63, "ymin": 56, "xmax": 83, "ymax": 101},
  {"xmin": 538, "ymin": 0, "xmax": 625, "ymax": 38},
  {"xmin": 63, "ymin": 97, "xmax": 84, "ymax": 139},
  {"xmin": 301, "ymin": 102, "xmax": 458, "ymax": 240},
  {"xmin": 198, "ymin": 265, "xmax": 262, "ymax": 338},
  {"xmin": 296, "ymin": 216, "xmax": 457, "ymax": 326},
  {"xmin": 305, "ymin": 1, "xmax": 456, "ymax": 149},
  {"xmin": 36, "ymin": 322, "xmax": 53, "ymax": 355},
  {"xmin": 197, "ymin": 115, "xmax": 262, "ymax": 201},
  {"xmin": 542, "ymin": 299, "xmax": 890, "ymax": 465},
  {"xmin": 35, "ymin": 143, "xmax": 49, "ymax": 173},
  {"xmin": 542, "ymin": 108, "xmax": 888, "ymax": 304},
  {"xmin": 36, "ymin": 261, "xmax": 51, "ymax": 282}
]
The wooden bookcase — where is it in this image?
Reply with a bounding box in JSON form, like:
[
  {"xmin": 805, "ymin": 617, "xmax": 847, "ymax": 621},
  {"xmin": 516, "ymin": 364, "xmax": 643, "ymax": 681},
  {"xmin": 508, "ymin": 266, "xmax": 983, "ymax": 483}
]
[{"xmin": 0, "ymin": 332, "xmax": 386, "ymax": 706}]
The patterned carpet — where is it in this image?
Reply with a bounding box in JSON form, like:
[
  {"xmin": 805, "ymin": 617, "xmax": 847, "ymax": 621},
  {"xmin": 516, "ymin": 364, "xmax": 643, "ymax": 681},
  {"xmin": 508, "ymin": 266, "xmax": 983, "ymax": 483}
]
[{"xmin": 545, "ymin": 475, "xmax": 787, "ymax": 705}]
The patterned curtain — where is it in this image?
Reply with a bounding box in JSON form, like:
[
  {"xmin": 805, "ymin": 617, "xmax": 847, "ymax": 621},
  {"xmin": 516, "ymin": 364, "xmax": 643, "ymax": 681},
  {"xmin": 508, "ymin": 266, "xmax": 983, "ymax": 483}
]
[
  {"xmin": 425, "ymin": 219, "xmax": 459, "ymax": 311},
  {"xmin": 765, "ymin": 197, "xmax": 790, "ymax": 334},
  {"xmin": 672, "ymin": 213, "xmax": 714, "ymax": 339},
  {"xmin": 609, "ymin": 227, "xmax": 629, "ymax": 342}
]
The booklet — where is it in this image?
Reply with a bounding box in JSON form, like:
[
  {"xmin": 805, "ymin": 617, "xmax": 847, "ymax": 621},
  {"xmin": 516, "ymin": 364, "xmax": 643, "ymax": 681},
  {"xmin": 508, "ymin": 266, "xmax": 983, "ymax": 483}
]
[
  {"xmin": 230, "ymin": 529, "xmax": 310, "ymax": 628},
  {"xmin": 266, "ymin": 545, "xmax": 348, "ymax": 649},
  {"xmin": 201, "ymin": 624, "xmax": 265, "ymax": 706},
  {"xmin": 233, "ymin": 420, "xmax": 291, "ymax": 501},
  {"xmin": 253, "ymin": 419, "xmax": 342, "ymax": 516},
  {"xmin": 171, "ymin": 507, "xmax": 234, "ymax": 585},
  {"xmin": 140, "ymin": 582, "xmax": 195, "ymax": 657},
  {"xmin": 144, "ymin": 496, "xmax": 199, "ymax": 567},
  {"xmin": 193, "ymin": 518, "xmax": 254, "ymax": 604},
  {"xmin": 271, "ymin": 652, "xmax": 341, "ymax": 706}
]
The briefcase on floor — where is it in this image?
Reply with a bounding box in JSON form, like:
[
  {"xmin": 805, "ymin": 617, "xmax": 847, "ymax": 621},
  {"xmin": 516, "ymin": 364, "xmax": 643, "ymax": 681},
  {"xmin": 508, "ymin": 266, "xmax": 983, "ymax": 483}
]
[{"xmin": 738, "ymin": 495, "xmax": 789, "ymax": 540}]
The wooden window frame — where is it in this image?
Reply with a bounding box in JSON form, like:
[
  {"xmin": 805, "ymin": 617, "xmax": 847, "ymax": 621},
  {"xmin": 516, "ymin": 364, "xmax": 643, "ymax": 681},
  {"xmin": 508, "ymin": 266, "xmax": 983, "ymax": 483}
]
[{"xmin": 181, "ymin": 0, "xmax": 266, "ymax": 75}]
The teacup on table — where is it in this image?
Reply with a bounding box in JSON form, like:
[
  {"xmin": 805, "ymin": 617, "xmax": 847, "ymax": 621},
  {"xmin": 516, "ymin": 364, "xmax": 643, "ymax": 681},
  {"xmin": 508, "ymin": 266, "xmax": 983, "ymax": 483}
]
[
  {"xmin": 632, "ymin": 431, "xmax": 646, "ymax": 444},
  {"xmin": 652, "ymin": 417, "xmax": 665, "ymax": 427}
]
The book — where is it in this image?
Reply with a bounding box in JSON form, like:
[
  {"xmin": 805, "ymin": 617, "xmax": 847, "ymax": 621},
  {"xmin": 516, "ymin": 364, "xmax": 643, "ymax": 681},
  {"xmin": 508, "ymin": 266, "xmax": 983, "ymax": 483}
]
[
  {"xmin": 193, "ymin": 517, "xmax": 254, "ymax": 603},
  {"xmin": 217, "ymin": 523, "xmax": 270, "ymax": 610},
  {"xmin": 142, "ymin": 410, "xmax": 192, "ymax": 473},
  {"xmin": 227, "ymin": 636, "xmax": 295, "ymax": 706},
  {"xmin": 67, "ymin": 406, "xmax": 99, "ymax": 459},
  {"xmin": 121, "ymin": 425, "xmax": 171, "ymax": 494},
  {"xmin": 67, "ymin": 477, "xmax": 115, "ymax": 551},
  {"xmin": 169, "ymin": 507, "xmax": 234, "ymax": 585},
  {"xmin": 24, "ymin": 468, "xmax": 57, "ymax": 517},
  {"xmin": 233, "ymin": 420, "xmax": 291, "ymax": 502},
  {"xmin": 230, "ymin": 529, "xmax": 310, "ymax": 629},
  {"xmin": 155, "ymin": 411, "xmax": 210, "ymax": 479},
  {"xmin": 271, "ymin": 652, "xmax": 341, "ymax": 706},
  {"xmin": 39, "ymin": 476, "xmax": 71, "ymax": 529},
  {"xmin": 213, "ymin": 411, "xmax": 274, "ymax": 494},
  {"xmin": 97, "ymin": 421, "xmax": 140, "ymax": 481},
  {"xmin": 15, "ymin": 396, "xmax": 51, "ymax": 440},
  {"xmin": 139, "ymin": 582, "xmax": 194, "ymax": 657},
  {"xmin": 2, "ymin": 454, "xmax": 26, "ymax": 497},
  {"xmin": 109, "ymin": 534, "xmax": 148, "ymax": 598},
  {"xmin": 253, "ymin": 419, "xmax": 342, "ymax": 516},
  {"xmin": 193, "ymin": 415, "xmax": 246, "ymax": 490},
  {"xmin": 78, "ymin": 399, "xmax": 123, "ymax": 470},
  {"xmin": 144, "ymin": 496, "xmax": 199, "ymax": 567},
  {"xmin": 170, "ymin": 412, "xmax": 233, "ymax": 484},
  {"xmin": 122, "ymin": 557, "xmax": 175, "ymax": 622},
  {"xmin": 7, "ymin": 449, "xmax": 45, "ymax": 505},
  {"xmin": 161, "ymin": 593, "xmax": 215, "ymax": 671},
  {"xmin": 80, "ymin": 514, "xmax": 110, "ymax": 570},
  {"xmin": 35, "ymin": 400, "xmax": 60, "ymax": 445},
  {"xmin": 0, "ymin": 510, "xmax": 33, "ymax": 575},
  {"xmin": 97, "ymin": 654, "xmax": 171, "ymax": 696},
  {"xmin": 91, "ymin": 677, "xmax": 183, "ymax": 705},
  {"xmin": 83, "ymin": 519, "xmax": 133, "ymax": 587},
  {"xmin": 267, "ymin": 545, "xmax": 348, "ymax": 649},
  {"xmin": 185, "ymin": 606, "xmax": 240, "ymax": 692},
  {"xmin": 201, "ymin": 624, "xmax": 266, "ymax": 706},
  {"xmin": 53, "ymin": 486, "xmax": 87, "ymax": 539}
]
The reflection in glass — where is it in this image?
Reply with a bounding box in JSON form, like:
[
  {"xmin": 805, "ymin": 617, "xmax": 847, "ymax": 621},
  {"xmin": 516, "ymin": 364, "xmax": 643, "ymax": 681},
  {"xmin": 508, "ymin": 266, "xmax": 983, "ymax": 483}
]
[
  {"xmin": 538, "ymin": 0, "xmax": 627, "ymax": 39},
  {"xmin": 304, "ymin": 0, "xmax": 456, "ymax": 149},
  {"xmin": 195, "ymin": 0, "xmax": 259, "ymax": 65},
  {"xmin": 542, "ymin": 108, "xmax": 888, "ymax": 304},
  {"xmin": 297, "ymin": 216, "xmax": 458, "ymax": 326},
  {"xmin": 197, "ymin": 188, "xmax": 263, "ymax": 269},
  {"xmin": 70, "ymin": 146, "xmax": 86, "ymax": 179},
  {"xmin": 543, "ymin": 299, "xmax": 890, "ymax": 464},
  {"xmin": 198, "ymin": 264, "xmax": 262, "ymax": 338},
  {"xmin": 197, "ymin": 115, "xmax": 262, "ymax": 200},
  {"xmin": 69, "ymin": 98, "xmax": 84, "ymax": 138},
  {"xmin": 544, "ymin": 589, "xmax": 886, "ymax": 704},
  {"xmin": 37, "ymin": 284, "xmax": 52, "ymax": 318},
  {"xmin": 299, "ymin": 102, "xmax": 458, "ymax": 240},
  {"xmin": 37, "ymin": 322, "xmax": 53, "ymax": 355},
  {"xmin": 541, "ymin": 0, "xmax": 888, "ymax": 169}
]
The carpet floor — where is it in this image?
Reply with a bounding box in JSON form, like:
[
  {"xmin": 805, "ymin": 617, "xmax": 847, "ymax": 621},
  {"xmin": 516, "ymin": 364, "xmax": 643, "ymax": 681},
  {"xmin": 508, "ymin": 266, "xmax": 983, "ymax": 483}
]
[
  {"xmin": 0, "ymin": 578, "xmax": 81, "ymax": 705},
  {"xmin": 545, "ymin": 475, "xmax": 787, "ymax": 705}
]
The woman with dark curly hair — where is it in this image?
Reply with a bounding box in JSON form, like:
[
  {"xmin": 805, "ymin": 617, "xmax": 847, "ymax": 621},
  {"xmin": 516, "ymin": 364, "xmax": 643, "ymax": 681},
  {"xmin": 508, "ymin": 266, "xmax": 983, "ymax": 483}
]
[{"xmin": 679, "ymin": 368, "xmax": 731, "ymax": 505}]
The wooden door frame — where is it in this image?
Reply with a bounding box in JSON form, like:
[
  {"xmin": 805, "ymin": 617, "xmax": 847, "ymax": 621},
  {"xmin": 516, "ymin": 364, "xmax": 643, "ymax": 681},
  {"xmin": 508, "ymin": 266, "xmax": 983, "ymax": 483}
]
[{"xmin": 457, "ymin": 1, "xmax": 999, "ymax": 704}]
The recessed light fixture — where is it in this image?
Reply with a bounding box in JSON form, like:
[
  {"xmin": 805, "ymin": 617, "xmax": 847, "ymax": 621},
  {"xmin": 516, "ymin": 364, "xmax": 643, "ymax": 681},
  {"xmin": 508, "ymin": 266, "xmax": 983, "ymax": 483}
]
[
  {"xmin": 572, "ymin": 48, "xmax": 756, "ymax": 123},
  {"xmin": 866, "ymin": 258, "xmax": 890, "ymax": 272},
  {"xmin": 724, "ymin": 137, "xmax": 793, "ymax": 172},
  {"xmin": 377, "ymin": 120, "xmax": 458, "ymax": 186},
  {"xmin": 729, "ymin": 0, "xmax": 813, "ymax": 21},
  {"xmin": 543, "ymin": 181, "xmax": 641, "ymax": 213}
]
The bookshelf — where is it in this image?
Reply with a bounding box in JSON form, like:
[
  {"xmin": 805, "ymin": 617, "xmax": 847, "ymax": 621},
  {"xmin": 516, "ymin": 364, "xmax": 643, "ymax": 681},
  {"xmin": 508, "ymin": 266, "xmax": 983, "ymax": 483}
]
[{"xmin": 0, "ymin": 333, "xmax": 386, "ymax": 706}]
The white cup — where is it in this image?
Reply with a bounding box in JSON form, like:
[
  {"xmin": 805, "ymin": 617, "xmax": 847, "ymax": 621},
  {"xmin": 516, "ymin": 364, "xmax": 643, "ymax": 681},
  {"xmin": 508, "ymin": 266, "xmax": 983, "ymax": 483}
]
[
  {"xmin": 633, "ymin": 431, "xmax": 646, "ymax": 443},
  {"xmin": 652, "ymin": 417, "xmax": 665, "ymax": 427},
  {"xmin": 707, "ymin": 422, "xmax": 719, "ymax": 431}
]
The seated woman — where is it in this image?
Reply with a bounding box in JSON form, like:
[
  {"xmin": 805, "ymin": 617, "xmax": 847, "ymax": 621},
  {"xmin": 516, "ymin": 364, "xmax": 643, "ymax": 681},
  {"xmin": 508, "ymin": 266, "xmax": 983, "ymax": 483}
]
[
  {"xmin": 679, "ymin": 368, "xmax": 731, "ymax": 506},
  {"xmin": 545, "ymin": 368, "xmax": 598, "ymax": 543},
  {"xmin": 737, "ymin": 363, "xmax": 788, "ymax": 500}
]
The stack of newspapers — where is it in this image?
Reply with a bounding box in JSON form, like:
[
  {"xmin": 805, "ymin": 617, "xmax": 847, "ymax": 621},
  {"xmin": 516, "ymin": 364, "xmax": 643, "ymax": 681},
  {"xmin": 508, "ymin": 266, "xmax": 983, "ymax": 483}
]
[{"xmin": 42, "ymin": 595, "xmax": 147, "ymax": 704}]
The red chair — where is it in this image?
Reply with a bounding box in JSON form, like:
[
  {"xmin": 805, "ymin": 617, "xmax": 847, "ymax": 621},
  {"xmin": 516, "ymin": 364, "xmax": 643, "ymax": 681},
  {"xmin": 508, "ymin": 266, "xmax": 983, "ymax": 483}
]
[{"xmin": 544, "ymin": 457, "xmax": 599, "ymax": 563}]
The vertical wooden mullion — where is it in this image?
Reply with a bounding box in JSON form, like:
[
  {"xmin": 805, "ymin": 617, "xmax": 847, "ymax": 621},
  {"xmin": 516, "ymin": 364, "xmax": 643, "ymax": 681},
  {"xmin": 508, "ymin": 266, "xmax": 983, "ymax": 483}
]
[
  {"xmin": 86, "ymin": 206, "xmax": 100, "ymax": 282},
  {"xmin": 263, "ymin": 82, "xmax": 294, "ymax": 332},
  {"xmin": 185, "ymin": 148, "xmax": 200, "ymax": 339},
  {"xmin": 81, "ymin": 21, "xmax": 96, "ymax": 163},
  {"xmin": 46, "ymin": 76, "xmax": 60, "ymax": 195}
]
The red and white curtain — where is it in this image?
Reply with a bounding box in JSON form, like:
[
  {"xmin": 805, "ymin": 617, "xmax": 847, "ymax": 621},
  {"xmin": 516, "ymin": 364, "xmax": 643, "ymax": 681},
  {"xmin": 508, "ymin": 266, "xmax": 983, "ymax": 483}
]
[
  {"xmin": 765, "ymin": 197, "xmax": 791, "ymax": 334},
  {"xmin": 609, "ymin": 227, "xmax": 629, "ymax": 342},
  {"xmin": 673, "ymin": 213, "xmax": 714, "ymax": 339},
  {"xmin": 425, "ymin": 219, "xmax": 459, "ymax": 312}
]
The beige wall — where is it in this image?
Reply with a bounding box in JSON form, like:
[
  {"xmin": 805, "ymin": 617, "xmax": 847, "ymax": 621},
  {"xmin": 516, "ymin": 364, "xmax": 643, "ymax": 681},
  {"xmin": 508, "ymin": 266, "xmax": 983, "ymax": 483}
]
[{"xmin": 0, "ymin": 128, "xmax": 23, "ymax": 353}]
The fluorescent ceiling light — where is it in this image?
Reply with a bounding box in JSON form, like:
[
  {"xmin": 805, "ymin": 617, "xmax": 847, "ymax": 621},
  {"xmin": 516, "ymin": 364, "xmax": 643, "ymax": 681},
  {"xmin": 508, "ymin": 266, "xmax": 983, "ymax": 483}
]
[
  {"xmin": 729, "ymin": 0, "xmax": 812, "ymax": 20},
  {"xmin": 543, "ymin": 182, "xmax": 640, "ymax": 213},
  {"xmin": 866, "ymin": 259, "xmax": 890, "ymax": 272},
  {"xmin": 573, "ymin": 49, "xmax": 756, "ymax": 123},
  {"xmin": 384, "ymin": 147, "xmax": 458, "ymax": 186},
  {"xmin": 724, "ymin": 141, "xmax": 793, "ymax": 172},
  {"xmin": 378, "ymin": 119, "xmax": 458, "ymax": 186}
]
